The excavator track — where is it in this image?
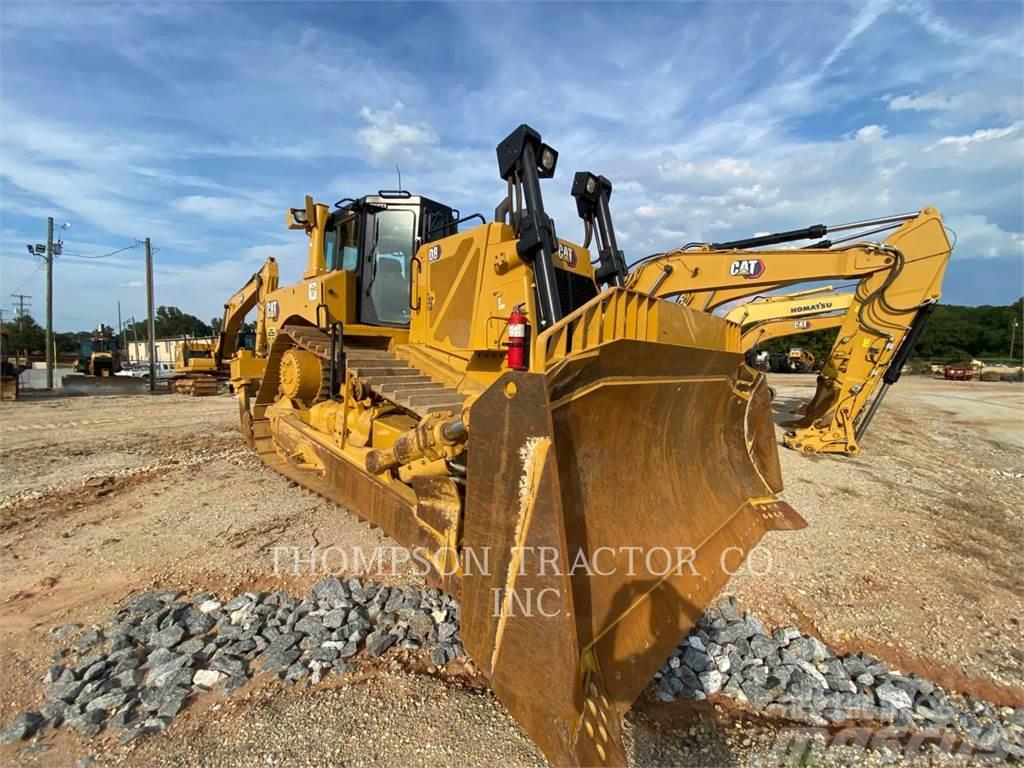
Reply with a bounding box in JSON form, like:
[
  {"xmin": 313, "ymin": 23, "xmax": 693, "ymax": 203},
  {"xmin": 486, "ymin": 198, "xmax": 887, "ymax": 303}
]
[
  {"xmin": 169, "ymin": 375, "xmax": 220, "ymax": 396},
  {"xmin": 280, "ymin": 324, "xmax": 466, "ymax": 418}
]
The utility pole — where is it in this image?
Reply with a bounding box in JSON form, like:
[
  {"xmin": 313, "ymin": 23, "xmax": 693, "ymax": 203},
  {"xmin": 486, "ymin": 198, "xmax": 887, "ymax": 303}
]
[
  {"xmin": 145, "ymin": 238, "xmax": 156, "ymax": 392},
  {"xmin": 117, "ymin": 300, "xmax": 123, "ymax": 351},
  {"xmin": 10, "ymin": 293, "xmax": 31, "ymax": 318},
  {"xmin": 10, "ymin": 295, "xmax": 31, "ymax": 340},
  {"xmin": 45, "ymin": 216, "xmax": 54, "ymax": 389},
  {"xmin": 1012, "ymin": 316, "xmax": 1020, "ymax": 362}
]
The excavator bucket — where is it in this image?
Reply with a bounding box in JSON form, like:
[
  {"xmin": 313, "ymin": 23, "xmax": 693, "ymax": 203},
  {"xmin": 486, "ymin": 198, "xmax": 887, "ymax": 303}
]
[{"xmin": 459, "ymin": 289, "xmax": 805, "ymax": 766}]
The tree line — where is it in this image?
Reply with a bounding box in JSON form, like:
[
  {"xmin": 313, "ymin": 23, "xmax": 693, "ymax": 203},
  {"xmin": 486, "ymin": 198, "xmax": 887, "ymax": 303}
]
[{"xmin": 1, "ymin": 306, "xmax": 240, "ymax": 355}]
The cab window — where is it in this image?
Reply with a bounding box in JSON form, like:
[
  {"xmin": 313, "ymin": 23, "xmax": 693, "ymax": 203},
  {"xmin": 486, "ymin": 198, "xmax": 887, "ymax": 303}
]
[
  {"xmin": 367, "ymin": 209, "xmax": 415, "ymax": 325},
  {"xmin": 339, "ymin": 215, "xmax": 360, "ymax": 271},
  {"xmin": 327, "ymin": 215, "xmax": 361, "ymax": 272}
]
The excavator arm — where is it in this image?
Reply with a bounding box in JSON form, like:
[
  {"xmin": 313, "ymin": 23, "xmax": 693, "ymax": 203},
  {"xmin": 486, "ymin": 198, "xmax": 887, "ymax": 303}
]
[
  {"xmin": 742, "ymin": 313, "xmax": 847, "ymax": 352},
  {"xmin": 625, "ymin": 208, "xmax": 952, "ymax": 454},
  {"xmin": 723, "ymin": 286, "xmax": 855, "ymax": 352},
  {"xmin": 724, "ymin": 285, "xmax": 854, "ymax": 326},
  {"xmin": 216, "ymin": 257, "xmax": 280, "ymax": 365}
]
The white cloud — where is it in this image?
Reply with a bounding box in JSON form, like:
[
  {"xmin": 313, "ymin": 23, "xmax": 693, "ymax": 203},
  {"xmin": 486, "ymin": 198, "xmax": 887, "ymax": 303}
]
[
  {"xmin": 888, "ymin": 90, "xmax": 960, "ymax": 112},
  {"xmin": 945, "ymin": 214, "xmax": 1024, "ymax": 259},
  {"xmin": 171, "ymin": 195, "xmax": 278, "ymax": 224},
  {"xmin": 356, "ymin": 102, "xmax": 438, "ymax": 162},
  {"xmin": 926, "ymin": 123, "xmax": 1024, "ymax": 152},
  {"xmin": 819, "ymin": 0, "xmax": 892, "ymax": 72},
  {"xmin": 855, "ymin": 125, "xmax": 888, "ymax": 143}
]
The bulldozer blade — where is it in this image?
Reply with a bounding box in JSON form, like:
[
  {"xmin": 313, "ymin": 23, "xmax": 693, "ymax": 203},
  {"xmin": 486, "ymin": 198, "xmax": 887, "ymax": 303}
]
[
  {"xmin": 61, "ymin": 375, "xmax": 149, "ymax": 396},
  {"xmin": 461, "ymin": 341, "xmax": 804, "ymax": 767}
]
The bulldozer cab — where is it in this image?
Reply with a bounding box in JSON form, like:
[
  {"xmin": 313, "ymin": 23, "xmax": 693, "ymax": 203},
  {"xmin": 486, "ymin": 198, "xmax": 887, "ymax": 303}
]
[
  {"xmin": 76, "ymin": 330, "xmax": 120, "ymax": 376},
  {"xmin": 322, "ymin": 192, "xmax": 458, "ymax": 327}
]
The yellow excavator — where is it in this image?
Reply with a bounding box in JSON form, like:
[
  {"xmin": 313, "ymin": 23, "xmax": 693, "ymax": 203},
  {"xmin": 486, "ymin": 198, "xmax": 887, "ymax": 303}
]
[
  {"xmin": 724, "ymin": 286, "xmax": 855, "ymax": 352},
  {"xmin": 233, "ymin": 125, "xmax": 804, "ymax": 767},
  {"xmin": 170, "ymin": 259, "xmax": 279, "ymax": 395},
  {"xmin": 625, "ymin": 206, "xmax": 952, "ymax": 454}
]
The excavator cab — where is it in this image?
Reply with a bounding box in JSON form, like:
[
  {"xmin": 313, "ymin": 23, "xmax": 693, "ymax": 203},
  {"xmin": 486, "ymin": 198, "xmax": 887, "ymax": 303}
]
[{"xmin": 316, "ymin": 192, "xmax": 459, "ymax": 327}]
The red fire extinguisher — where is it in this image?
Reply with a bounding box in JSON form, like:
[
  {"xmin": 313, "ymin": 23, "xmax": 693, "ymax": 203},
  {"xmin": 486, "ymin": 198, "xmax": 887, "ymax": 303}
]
[{"xmin": 506, "ymin": 306, "xmax": 528, "ymax": 371}]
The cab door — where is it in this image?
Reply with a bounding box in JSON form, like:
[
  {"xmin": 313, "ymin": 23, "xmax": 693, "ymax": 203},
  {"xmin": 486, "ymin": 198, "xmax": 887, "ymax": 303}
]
[{"xmin": 359, "ymin": 207, "xmax": 418, "ymax": 327}]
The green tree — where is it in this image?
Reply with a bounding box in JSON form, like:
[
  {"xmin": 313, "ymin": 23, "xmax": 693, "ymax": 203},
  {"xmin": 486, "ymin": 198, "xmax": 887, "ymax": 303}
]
[
  {"xmin": 125, "ymin": 306, "xmax": 213, "ymax": 340},
  {"xmin": 4, "ymin": 313, "xmax": 46, "ymax": 354}
]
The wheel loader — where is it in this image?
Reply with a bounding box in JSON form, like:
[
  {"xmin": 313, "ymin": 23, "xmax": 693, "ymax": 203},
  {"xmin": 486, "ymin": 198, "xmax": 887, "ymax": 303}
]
[{"xmin": 233, "ymin": 124, "xmax": 804, "ymax": 766}]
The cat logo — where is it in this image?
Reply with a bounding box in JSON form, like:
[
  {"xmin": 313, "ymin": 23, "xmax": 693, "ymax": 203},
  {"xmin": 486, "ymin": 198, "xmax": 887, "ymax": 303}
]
[
  {"xmin": 267, "ymin": 300, "xmax": 279, "ymax": 320},
  {"xmin": 557, "ymin": 243, "xmax": 577, "ymax": 268},
  {"xmin": 794, "ymin": 320, "xmax": 810, "ymax": 329},
  {"xmin": 729, "ymin": 258, "xmax": 765, "ymax": 279}
]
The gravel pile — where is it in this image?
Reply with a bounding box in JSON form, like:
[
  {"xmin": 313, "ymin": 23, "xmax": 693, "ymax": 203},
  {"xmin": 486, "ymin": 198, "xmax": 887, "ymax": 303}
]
[
  {"xmin": 0, "ymin": 577, "xmax": 462, "ymax": 746},
  {"xmin": 654, "ymin": 596, "xmax": 1024, "ymax": 760},
  {"xmin": 2, "ymin": 583, "xmax": 1021, "ymax": 762}
]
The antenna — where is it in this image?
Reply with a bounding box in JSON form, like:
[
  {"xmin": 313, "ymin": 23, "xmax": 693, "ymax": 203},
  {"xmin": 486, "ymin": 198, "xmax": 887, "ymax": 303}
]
[{"xmin": 395, "ymin": 165, "xmax": 402, "ymax": 192}]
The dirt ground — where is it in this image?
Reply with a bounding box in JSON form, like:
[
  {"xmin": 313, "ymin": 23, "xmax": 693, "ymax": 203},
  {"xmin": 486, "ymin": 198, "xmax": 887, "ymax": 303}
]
[{"xmin": 0, "ymin": 375, "xmax": 1021, "ymax": 767}]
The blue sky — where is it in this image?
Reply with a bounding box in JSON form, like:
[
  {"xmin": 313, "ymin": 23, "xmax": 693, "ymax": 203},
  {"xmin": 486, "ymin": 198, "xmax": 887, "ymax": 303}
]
[{"xmin": 1, "ymin": 1, "xmax": 1022, "ymax": 332}]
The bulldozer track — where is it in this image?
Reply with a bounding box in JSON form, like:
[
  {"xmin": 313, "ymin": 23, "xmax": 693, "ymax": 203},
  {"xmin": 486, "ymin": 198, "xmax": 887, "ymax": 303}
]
[
  {"xmin": 245, "ymin": 326, "xmax": 448, "ymax": 572},
  {"xmin": 281, "ymin": 325, "xmax": 466, "ymax": 419}
]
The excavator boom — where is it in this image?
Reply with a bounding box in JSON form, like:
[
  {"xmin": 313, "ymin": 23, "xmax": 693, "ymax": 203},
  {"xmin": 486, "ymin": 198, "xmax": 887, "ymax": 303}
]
[{"xmin": 626, "ymin": 208, "xmax": 952, "ymax": 453}]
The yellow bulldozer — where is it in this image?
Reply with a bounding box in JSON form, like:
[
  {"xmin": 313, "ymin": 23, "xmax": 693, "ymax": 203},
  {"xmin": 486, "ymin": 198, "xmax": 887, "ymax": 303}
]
[
  {"xmin": 232, "ymin": 125, "xmax": 802, "ymax": 766},
  {"xmin": 74, "ymin": 325, "xmax": 121, "ymax": 377},
  {"xmin": 228, "ymin": 124, "xmax": 951, "ymax": 765}
]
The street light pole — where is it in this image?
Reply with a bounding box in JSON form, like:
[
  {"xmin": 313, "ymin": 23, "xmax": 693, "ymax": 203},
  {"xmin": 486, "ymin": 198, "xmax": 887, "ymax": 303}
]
[
  {"xmin": 145, "ymin": 237, "xmax": 156, "ymax": 392},
  {"xmin": 45, "ymin": 217, "xmax": 54, "ymax": 389}
]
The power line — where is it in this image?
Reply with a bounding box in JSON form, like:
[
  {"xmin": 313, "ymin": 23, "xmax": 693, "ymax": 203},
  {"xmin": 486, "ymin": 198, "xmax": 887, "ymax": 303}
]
[
  {"xmin": 62, "ymin": 240, "xmax": 145, "ymax": 260},
  {"xmin": 7, "ymin": 264, "xmax": 42, "ymax": 296}
]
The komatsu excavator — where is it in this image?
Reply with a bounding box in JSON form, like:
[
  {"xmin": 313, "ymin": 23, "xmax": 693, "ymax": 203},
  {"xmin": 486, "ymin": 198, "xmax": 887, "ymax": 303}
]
[
  {"xmin": 234, "ymin": 125, "xmax": 804, "ymax": 767},
  {"xmin": 724, "ymin": 286, "xmax": 855, "ymax": 352},
  {"xmin": 624, "ymin": 206, "xmax": 952, "ymax": 454},
  {"xmin": 170, "ymin": 258, "xmax": 278, "ymax": 395}
]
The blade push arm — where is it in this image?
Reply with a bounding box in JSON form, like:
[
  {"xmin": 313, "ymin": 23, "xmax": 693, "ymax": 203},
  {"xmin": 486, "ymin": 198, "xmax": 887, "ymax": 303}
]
[{"xmin": 216, "ymin": 257, "xmax": 280, "ymax": 365}]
